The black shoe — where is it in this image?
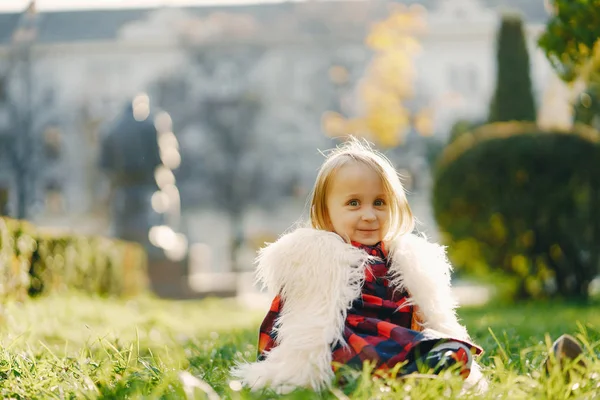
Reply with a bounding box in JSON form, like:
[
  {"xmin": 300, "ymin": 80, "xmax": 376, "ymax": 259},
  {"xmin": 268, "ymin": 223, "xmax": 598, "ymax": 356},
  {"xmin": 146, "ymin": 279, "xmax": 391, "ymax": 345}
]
[{"xmin": 544, "ymin": 334, "xmax": 586, "ymax": 374}]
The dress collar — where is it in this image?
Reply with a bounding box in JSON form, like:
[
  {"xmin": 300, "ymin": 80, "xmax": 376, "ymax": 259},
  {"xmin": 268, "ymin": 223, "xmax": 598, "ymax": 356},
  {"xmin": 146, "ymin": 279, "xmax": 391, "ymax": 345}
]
[{"xmin": 350, "ymin": 240, "xmax": 387, "ymax": 257}]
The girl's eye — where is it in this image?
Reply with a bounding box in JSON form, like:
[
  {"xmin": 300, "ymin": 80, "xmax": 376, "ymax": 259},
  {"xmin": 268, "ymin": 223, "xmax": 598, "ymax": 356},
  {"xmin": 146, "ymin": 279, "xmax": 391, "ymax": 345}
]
[
  {"xmin": 348, "ymin": 200, "xmax": 359, "ymax": 207},
  {"xmin": 374, "ymin": 199, "xmax": 385, "ymax": 206}
]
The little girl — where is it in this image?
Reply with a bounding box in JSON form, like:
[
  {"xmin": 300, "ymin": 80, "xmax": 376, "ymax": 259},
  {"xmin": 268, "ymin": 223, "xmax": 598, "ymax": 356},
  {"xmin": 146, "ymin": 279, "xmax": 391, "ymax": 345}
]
[{"xmin": 232, "ymin": 138, "xmax": 486, "ymax": 393}]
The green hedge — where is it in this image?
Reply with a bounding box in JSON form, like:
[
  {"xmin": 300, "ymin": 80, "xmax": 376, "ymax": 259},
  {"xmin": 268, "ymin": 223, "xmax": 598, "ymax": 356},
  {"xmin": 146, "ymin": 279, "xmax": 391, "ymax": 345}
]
[
  {"xmin": 433, "ymin": 122, "xmax": 600, "ymax": 300},
  {"xmin": 0, "ymin": 217, "xmax": 148, "ymax": 300}
]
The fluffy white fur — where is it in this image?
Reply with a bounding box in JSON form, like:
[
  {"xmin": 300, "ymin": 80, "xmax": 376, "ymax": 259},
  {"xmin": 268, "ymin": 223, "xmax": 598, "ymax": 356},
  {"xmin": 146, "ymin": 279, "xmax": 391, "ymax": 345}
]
[{"xmin": 231, "ymin": 228, "xmax": 487, "ymax": 393}]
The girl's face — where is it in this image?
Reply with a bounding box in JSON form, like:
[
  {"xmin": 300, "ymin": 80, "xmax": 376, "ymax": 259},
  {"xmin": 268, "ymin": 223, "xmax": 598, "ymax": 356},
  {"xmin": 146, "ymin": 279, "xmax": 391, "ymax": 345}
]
[{"xmin": 325, "ymin": 162, "xmax": 390, "ymax": 245}]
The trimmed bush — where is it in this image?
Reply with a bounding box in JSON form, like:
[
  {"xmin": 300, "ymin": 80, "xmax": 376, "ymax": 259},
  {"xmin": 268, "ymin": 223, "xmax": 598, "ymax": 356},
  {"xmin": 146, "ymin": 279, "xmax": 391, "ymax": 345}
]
[
  {"xmin": 0, "ymin": 217, "xmax": 148, "ymax": 300},
  {"xmin": 433, "ymin": 122, "xmax": 600, "ymax": 300},
  {"xmin": 489, "ymin": 13, "xmax": 536, "ymax": 123}
]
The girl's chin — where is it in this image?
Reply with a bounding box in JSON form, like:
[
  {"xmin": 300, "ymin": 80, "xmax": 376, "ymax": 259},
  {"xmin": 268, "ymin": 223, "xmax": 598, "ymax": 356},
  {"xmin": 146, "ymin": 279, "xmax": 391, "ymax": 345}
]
[
  {"xmin": 332, "ymin": 230, "xmax": 383, "ymax": 245},
  {"xmin": 351, "ymin": 236, "xmax": 382, "ymax": 246}
]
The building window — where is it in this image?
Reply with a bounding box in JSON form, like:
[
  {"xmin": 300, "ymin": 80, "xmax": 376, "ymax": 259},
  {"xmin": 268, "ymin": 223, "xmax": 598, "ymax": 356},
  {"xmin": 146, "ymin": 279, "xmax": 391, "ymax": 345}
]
[
  {"xmin": 0, "ymin": 77, "xmax": 9, "ymax": 131},
  {"xmin": 0, "ymin": 186, "xmax": 8, "ymax": 215},
  {"xmin": 454, "ymin": 7, "xmax": 467, "ymax": 19},
  {"xmin": 447, "ymin": 64, "xmax": 479, "ymax": 95},
  {"xmin": 448, "ymin": 65, "xmax": 461, "ymax": 92},
  {"xmin": 467, "ymin": 65, "xmax": 479, "ymax": 94},
  {"xmin": 44, "ymin": 181, "xmax": 64, "ymax": 215},
  {"xmin": 0, "ymin": 76, "xmax": 7, "ymax": 103},
  {"xmin": 41, "ymin": 88, "xmax": 55, "ymax": 107},
  {"xmin": 44, "ymin": 126, "xmax": 61, "ymax": 160}
]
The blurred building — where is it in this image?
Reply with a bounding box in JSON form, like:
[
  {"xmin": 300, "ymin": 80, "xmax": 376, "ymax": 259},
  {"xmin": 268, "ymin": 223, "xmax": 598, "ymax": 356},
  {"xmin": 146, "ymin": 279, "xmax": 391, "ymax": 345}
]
[{"xmin": 0, "ymin": 0, "xmax": 554, "ymax": 281}]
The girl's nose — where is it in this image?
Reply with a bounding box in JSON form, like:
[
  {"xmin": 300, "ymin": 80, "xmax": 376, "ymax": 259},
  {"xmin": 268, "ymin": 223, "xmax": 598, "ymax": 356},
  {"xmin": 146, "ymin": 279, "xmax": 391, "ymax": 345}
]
[{"xmin": 361, "ymin": 208, "xmax": 376, "ymax": 221}]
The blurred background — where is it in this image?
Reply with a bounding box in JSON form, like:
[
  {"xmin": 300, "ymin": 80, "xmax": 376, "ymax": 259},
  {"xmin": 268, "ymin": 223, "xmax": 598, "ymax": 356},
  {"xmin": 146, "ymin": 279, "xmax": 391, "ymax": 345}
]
[{"xmin": 1, "ymin": 0, "xmax": 596, "ymax": 304}]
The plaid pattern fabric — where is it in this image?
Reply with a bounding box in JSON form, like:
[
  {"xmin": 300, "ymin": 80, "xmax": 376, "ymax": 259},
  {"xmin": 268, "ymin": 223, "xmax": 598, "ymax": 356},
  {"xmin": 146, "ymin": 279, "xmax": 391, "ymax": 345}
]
[
  {"xmin": 257, "ymin": 295, "xmax": 280, "ymax": 361},
  {"xmin": 257, "ymin": 241, "xmax": 483, "ymax": 378}
]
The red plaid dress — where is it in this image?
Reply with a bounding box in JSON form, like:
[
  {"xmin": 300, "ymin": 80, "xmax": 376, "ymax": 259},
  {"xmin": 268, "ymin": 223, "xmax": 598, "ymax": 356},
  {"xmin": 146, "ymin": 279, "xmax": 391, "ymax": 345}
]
[{"xmin": 257, "ymin": 241, "xmax": 483, "ymax": 379}]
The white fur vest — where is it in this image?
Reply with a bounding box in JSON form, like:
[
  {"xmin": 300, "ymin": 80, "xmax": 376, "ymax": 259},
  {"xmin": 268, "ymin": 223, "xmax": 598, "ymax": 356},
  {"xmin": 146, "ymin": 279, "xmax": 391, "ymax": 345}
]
[{"xmin": 231, "ymin": 228, "xmax": 487, "ymax": 393}]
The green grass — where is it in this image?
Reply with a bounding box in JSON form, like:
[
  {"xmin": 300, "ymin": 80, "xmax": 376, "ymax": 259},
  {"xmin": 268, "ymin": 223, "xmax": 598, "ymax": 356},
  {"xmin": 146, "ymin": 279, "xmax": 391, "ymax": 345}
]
[
  {"xmin": 0, "ymin": 294, "xmax": 598, "ymax": 399},
  {"xmin": 0, "ymin": 293, "xmax": 262, "ymax": 399}
]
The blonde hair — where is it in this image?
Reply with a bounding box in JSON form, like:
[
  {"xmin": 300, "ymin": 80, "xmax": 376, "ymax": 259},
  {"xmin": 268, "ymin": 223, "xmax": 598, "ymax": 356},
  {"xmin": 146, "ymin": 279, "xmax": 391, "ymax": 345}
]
[{"xmin": 309, "ymin": 137, "xmax": 415, "ymax": 242}]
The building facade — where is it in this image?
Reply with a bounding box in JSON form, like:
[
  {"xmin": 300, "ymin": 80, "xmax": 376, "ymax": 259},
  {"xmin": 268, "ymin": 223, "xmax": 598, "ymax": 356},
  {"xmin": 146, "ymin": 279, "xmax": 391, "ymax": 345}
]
[{"xmin": 0, "ymin": 0, "xmax": 555, "ymax": 275}]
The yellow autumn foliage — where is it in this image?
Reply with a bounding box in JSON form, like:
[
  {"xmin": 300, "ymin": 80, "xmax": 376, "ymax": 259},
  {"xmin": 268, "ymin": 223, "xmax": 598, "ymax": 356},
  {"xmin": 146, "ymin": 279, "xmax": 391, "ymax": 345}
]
[{"xmin": 323, "ymin": 7, "xmax": 428, "ymax": 148}]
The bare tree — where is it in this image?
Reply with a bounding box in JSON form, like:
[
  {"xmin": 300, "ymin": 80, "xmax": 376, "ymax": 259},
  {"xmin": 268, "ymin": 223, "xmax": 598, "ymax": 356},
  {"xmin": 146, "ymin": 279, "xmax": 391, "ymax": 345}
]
[
  {"xmin": 0, "ymin": 2, "xmax": 55, "ymax": 219},
  {"xmin": 150, "ymin": 45, "xmax": 273, "ymax": 274}
]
